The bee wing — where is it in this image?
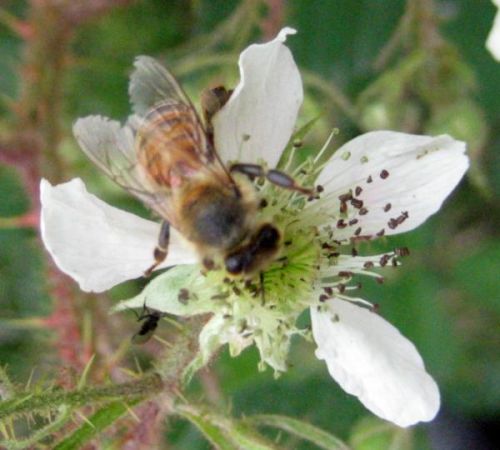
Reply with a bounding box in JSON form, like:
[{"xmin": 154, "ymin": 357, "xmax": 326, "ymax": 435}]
[
  {"xmin": 73, "ymin": 116, "xmax": 178, "ymax": 224},
  {"xmin": 130, "ymin": 56, "xmax": 234, "ymax": 185},
  {"xmin": 130, "ymin": 56, "xmax": 199, "ymax": 119}
]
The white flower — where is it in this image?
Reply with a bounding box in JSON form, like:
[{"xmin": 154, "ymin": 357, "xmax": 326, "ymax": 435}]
[
  {"xmin": 487, "ymin": 0, "xmax": 500, "ymax": 61},
  {"xmin": 40, "ymin": 28, "xmax": 469, "ymax": 428}
]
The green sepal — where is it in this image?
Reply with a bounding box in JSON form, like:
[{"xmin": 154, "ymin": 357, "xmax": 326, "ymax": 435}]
[{"xmin": 113, "ymin": 264, "xmax": 217, "ymax": 316}]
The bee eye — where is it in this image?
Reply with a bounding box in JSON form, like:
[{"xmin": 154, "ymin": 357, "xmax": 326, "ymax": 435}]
[
  {"xmin": 225, "ymin": 254, "xmax": 244, "ymax": 274},
  {"xmin": 257, "ymin": 224, "xmax": 280, "ymax": 248}
]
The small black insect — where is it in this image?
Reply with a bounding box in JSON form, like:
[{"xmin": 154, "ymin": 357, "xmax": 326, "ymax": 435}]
[{"xmin": 131, "ymin": 305, "xmax": 163, "ymax": 344}]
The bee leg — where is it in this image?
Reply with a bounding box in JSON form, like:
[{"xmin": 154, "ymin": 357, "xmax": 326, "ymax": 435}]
[
  {"xmin": 201, "ymin": 86, "xmax": 233, "ymax": 141},
  {"xmin": 144, "ymin": 221, "xmax": 170, "ymax": 277},
  {"xmin": 137, "ymin": 299, "xmax": 151, "ymax": 321},
  {"xmin": 229, "ymin": 163, "xmax": 265, "ymax": 181},
  {"xmin": 230, "ymin": 164, "xmax": 314, "ymax": 196},
  {"xmin": 266, "ymin": 169, "xmax": 315, "ymax": 196}
]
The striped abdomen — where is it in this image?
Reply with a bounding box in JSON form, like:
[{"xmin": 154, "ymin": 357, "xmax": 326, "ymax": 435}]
[{"xmin": 136, "ymin": 101, "xmax": 208, "ymax": 188}]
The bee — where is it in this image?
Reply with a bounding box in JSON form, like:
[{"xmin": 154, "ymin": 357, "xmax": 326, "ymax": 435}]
[{"xmin": 74, "ymin": 56, "xmax": 313, "ymax": 279}]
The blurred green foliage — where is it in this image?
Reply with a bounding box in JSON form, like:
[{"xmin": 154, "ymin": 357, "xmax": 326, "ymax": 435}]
[{"xmin": 0, "ymin": 0, "xmax": 499, "ymax": 448}]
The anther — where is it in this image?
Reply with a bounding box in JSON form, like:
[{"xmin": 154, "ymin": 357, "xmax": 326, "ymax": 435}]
[
  {"xmin": 380, "ymin": 169, "xmax": 390, "ymax": 179},
  {"xmin": 367, "ymin": 175, "xmax": 373, "ymax": 183},
  {"xmin": 363, "ymin": 261, "xmax": 374, "ymax": 269},
  {"xmin": 338, "ymin": 193, "xmax": 353, "ymax": 202},
  {"xmin": 349, "ymin": 218, "xmax": 359, "ymax": 226},
  {"xmin": 359, "ymin": 207, "xmax": 368, "ymax": 215},
  {"xmin": 351, "ymin": 198, "xmax": 364, "ymax": 209},
  {"xmin": 395, "ymin": 247, "xmax": 410, "ymax": 256},
  {"xmin": 178, "ymin": 288, "xmax": 190, "ymax": 303},
  {"xmin": 384, "ymin": 203, "xmax": 392, "ymax": 212},
  {"xmin": 354, "ymin": 227, "xmax": 362, "ymax": 236},
  {"xmin": 338, "ymin": 271, "xmax": 353, "ymax": 278},
  {"xmin": 337, "ymin": 219, "xmax": 347, "ymax": 229},
  {"xmin": 233, "ymin": 286, "xmax": 242, "ymax": 296},
  {"xmin": 379, "ymin": 254, "xmax": 390, "ymax": 267},
  {"xmin": 355, "ymin": 186, "xmax": 363, "ymax": 196}
]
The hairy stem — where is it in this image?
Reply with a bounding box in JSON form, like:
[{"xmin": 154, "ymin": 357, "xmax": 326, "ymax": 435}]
[{"xmin": 0, "ymin": 317, "xmax": 206, "ymax": 423}]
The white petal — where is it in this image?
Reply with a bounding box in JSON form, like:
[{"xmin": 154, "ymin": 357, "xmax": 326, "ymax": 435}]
[
  {"xmin": 316, "ymin": 132, "xmax": 468, "ymax": 237},
  {"xmin": 311, "ymin": 299, "xmax": 440, "ymax": 427},
  {"xmin": 213, "ymin": 27, "xmax": 303, "ymax": 167},
  {"xmin": 40, "ymin": 178, "xmax": 197, "ymax": 293},
  {"xmin": 487, "ymin": 3, "xmax": 500, "ymax": 61}
]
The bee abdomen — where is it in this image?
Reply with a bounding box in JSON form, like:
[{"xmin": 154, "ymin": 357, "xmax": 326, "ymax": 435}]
[{"xmin": 136, "ymin": 101, "xmax": 207, "ymax": 187}]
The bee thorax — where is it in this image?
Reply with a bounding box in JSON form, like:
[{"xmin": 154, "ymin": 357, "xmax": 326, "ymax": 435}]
[{"xmin": 182, "ymin": 185, "xmax": 250, "ymax": 250}]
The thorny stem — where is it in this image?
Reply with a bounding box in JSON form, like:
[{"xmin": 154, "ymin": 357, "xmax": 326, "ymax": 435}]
[
  {"xmin": 0, "ymin": 374, "xmax": 163, "ymax": 422},
  {"xmin": 0, "ymin": 317, "xmax": 206, "ymax": 423},
  {"xmin": 374, "ymin": 0, "xmax": 443, "ymax": 71}
]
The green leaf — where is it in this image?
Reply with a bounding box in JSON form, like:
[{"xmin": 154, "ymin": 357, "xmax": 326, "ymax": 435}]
[
  {"xmin": 348, "ymin": 417, "xmax": 412, "ymax": 450},
  {"xmin": 178, "ymin": 409, "xmax": 236, "ymax": 450},
  {"xmin": 176, "ymin": 404, "xmax": 281, "ymax": 450},
  {"xmin": 53, "ymin": 401, "xmax": 137, "ymax": 450},
  {"xmin": 250, "ymin": 414, "xmax": 351, "ymax": 450},
  {"xmin": 113, "ymin": 265, "xmax": 217, "ymax": 316}
]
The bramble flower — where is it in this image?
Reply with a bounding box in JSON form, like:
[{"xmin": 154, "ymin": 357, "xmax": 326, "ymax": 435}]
[
  {"xmin": 487, "ymin": 0, "xmax": 500, "ymax": 61},
  {"xmin": 40, "ymin": 28, "xmax": 469, "ymax": 427}
]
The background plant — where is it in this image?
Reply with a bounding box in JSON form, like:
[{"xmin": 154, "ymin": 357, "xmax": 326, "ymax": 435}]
[{"xmin": 0, "ymin": 0, "xmax": 498, "ymax": 449}]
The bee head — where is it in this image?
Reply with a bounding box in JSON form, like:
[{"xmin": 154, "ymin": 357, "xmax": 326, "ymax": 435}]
[{"xmin": 224, "ymin": 224, "xmax": 280, "ymax": 275}]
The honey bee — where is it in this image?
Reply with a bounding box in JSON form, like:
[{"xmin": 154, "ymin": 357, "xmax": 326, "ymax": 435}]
[{"xmin": 74, "ymin": 56, "xmax": 313, "ymax": 279}]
